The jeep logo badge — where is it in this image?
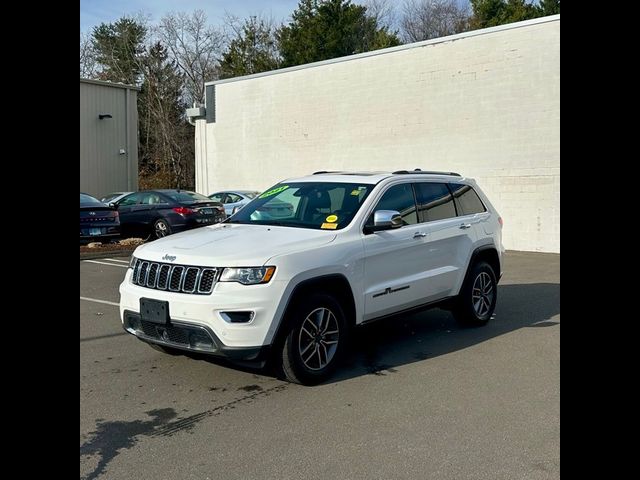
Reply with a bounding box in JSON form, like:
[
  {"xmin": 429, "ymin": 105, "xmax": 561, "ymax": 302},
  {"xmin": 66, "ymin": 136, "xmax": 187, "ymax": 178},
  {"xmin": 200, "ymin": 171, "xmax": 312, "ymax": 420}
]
[{"xmin": 162, "ymin": 254, "xmax": 176, "ymax": 262}]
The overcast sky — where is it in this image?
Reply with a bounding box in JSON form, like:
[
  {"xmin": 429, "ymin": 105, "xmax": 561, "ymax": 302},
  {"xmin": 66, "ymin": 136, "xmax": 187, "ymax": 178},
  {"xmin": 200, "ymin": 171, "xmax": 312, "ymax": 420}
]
[{"xmin": 80, "ymin": 0, "xmax": 302, "ymax": 32}]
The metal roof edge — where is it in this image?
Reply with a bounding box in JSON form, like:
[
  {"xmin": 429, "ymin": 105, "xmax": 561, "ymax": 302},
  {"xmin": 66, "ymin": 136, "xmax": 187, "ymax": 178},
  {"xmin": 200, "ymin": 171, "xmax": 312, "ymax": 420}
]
[
  {"xmin": 206, "ymin": 14, "xmax": 559, "ymax": 87},
  {"xmin": 80, "ymin": 78, "xmax": 141, "ymax": 91}
]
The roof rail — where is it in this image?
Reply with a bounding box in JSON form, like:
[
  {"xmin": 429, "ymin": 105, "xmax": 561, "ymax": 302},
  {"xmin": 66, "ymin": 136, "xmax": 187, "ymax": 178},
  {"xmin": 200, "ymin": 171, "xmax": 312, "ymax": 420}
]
[
  {"xmin": 312, "ymin": 170, "xmax": 340, "ymax": 175},
  {"xmin": 392, "ymin": 169, "xmax": 461, "ymax": 176}
]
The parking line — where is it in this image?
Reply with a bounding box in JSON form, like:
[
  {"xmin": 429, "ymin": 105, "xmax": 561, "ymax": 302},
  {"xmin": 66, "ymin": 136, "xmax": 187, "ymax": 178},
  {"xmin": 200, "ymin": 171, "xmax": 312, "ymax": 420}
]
[
  {"xmin": 80, "ymin": 296, "xmax": 119, "ymax": 307},
  {"xmin": 82, "ymin": 260, "xmax": 128, "ymax": 268},
  {"xmin": 106, "ymin": 258, "xmax": 130, "ymax": 263}
]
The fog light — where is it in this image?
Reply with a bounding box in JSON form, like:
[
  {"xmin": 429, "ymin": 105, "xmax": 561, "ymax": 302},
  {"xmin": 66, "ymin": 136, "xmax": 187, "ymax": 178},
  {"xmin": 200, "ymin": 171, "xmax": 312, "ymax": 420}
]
[{"xmin": 220, "ymin": 311, "xmax": 254, "ymax": 323}]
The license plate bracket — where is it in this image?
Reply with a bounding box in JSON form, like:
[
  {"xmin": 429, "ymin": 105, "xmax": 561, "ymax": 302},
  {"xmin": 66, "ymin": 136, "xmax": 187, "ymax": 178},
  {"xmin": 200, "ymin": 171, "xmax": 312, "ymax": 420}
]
[{"xmin": 140, "ymin": 298, "xmax": 170, "ymax": 325}]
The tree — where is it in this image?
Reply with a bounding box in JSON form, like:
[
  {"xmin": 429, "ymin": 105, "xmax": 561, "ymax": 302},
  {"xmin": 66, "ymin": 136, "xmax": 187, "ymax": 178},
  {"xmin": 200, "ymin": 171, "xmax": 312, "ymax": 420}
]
[
  {"xmin": 91, "ymin": 16, "xmax": 147, "ymax": 85},
  {"xmin": 219, "ymin": 15, "xmax": 281, "ymax": 79},
  {"xmin": 470, "ymin": 0, "xmax": 541, "ymax": 29},
  {"xmin": 278, "ymin": 0, "xmax": 401, "ymax": 68},
  {"xmin": 157, "ymin": 10, "xmax": 224, "ymax": 106},
  {"xmin": 138, "ymin": 42, "xmax": 194, "ymax": 188},
  {"xmin": 80, "ymin": 32, "xmax": 98, "ymax": 78},
  {"xmin": 363, "ymin": 0, "xmax": 398, "ymax": 31},
  {"xmin": 400, "ymin": 0, "xmax": 470, "ymax": 43},
  {"xmin": 539, "ymin": 0, "xmax": 560, "ymax": 16}
]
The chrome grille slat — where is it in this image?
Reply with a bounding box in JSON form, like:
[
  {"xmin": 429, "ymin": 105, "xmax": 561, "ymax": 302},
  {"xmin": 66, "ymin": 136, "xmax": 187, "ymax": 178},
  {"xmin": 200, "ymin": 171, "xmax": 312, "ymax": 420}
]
[{"xmin": 131, "ymin": 260, "xmax": 218, "ymax": 295}]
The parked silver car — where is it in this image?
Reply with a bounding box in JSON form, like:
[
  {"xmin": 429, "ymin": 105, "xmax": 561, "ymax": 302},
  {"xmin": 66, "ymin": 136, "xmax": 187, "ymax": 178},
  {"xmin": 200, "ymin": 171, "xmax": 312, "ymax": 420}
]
[{"xmin": 208, "ymin": 190, "xmax": 260, "ymax": 216}]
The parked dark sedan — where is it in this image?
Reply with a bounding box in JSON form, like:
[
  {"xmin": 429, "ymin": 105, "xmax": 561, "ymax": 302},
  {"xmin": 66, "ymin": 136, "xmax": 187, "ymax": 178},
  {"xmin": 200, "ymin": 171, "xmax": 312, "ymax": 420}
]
[
  {"xmin": 80, "ymin": 193, "xmax": 120, "ymax": 243},
  {"xmin": 114, "ymin": 190, "xmax": 226, "ymax": 240}
]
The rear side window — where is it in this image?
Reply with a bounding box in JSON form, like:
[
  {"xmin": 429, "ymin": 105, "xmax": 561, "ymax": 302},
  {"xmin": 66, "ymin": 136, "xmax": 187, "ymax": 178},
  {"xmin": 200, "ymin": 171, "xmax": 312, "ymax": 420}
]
[
  {"xmin": 414, "ymin": 183, "xmax": 457, "ymax": 222},
  {"xmin": 449, "ymin": 184, "xmax": 486, "ymax": 215},
  {"xmin": 367, "ymin": 183, "xmax": 417, "ymax": 226}
]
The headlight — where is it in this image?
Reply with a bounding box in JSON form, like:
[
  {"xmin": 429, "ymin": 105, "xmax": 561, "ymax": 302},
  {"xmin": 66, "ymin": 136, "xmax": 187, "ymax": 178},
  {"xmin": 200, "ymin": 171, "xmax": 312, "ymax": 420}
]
[
  {"xmin": 219, "ymin": 266, "xmax": 275, "ymax": 285},
  {"xmin": 129, "ymin": 256, "xmax": 137, "ymax": 269}
]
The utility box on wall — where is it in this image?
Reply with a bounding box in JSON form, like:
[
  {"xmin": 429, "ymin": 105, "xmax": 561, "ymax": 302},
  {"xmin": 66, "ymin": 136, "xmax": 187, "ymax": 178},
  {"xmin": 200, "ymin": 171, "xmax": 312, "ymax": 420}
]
[
  {"xmin": 80, "ymin": 78, "xmax": 139, "ymax": 199},
  {"xmin": 193, "ymin": 16, "xmax": 560, "ymax": 253}
]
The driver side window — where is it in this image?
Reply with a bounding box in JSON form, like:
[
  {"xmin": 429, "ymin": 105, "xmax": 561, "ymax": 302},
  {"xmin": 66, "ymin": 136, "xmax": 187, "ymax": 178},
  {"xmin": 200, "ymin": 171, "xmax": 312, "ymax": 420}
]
[{"xmin": 367, "ymin": 184, "xmax": 417, "ymax": 227}]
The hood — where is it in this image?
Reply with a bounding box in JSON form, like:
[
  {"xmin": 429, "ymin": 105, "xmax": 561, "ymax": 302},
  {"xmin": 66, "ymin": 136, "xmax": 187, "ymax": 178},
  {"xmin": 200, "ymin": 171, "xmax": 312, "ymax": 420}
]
[{"xmin": 133, "ymin": 223, "xmax": 337, "ymax": 266}]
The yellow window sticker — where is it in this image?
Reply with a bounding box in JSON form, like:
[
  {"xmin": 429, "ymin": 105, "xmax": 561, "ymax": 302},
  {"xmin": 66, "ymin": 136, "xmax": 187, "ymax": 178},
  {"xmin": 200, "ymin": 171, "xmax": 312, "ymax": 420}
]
[
  {"xmin": 325, "ymin": 214, "xmax": 338, "ymax": 223},
  {"xmin": 259, "ymin": 185, "xmax": 289, "ymax": 199},
  {"xmin": 350, "ymin": 189, "xmax": 361, "ymax": 196},
  {"xmin": 321, "ymin": 223, "xmax": 338, "ymax": 230}
]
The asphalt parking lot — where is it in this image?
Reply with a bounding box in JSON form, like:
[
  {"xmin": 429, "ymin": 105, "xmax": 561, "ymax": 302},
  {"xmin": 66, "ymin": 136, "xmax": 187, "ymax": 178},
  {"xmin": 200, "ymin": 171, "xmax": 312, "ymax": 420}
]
[{"xmin": 80, "ymin": 251, "xmax": 559, "ymax": 480}]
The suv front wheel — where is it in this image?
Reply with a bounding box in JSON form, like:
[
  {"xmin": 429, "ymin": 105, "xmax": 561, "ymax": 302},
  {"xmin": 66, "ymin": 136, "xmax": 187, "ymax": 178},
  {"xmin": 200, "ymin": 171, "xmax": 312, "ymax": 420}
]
[
  {"xmin": 452, "ymin": 261, "xmax": 497, "ymax": 326},
  {"xmin": 280, "ymin": 293, "xmax": 348, "ymax": 385}
]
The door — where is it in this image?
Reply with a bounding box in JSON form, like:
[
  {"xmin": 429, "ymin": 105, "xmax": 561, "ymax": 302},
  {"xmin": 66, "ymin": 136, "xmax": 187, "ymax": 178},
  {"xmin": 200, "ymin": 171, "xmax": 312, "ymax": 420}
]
[
  {"xmin": 115, "ymin": 192, "xmax": 144, "ymax": 237},
  {"xmin": 414, "ymin": 182, "xmax": 477, "ymax": 299},
  {"xmin": 362, "ymin": 183, "xmax": 430, "ymax": 320},
  {"xmin": 130, "ymin": 192, "xmax": 165, "ymax": 234},
  {"xmin": 448, "ymin": 183, "xmax": 489, "ymax": 238}
]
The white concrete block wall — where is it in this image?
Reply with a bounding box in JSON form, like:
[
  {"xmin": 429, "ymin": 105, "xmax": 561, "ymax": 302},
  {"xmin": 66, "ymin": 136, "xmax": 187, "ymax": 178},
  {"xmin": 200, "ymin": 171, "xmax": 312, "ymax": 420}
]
[{"xmin": 195, "ymin": 16, "xmax": 560, "ymax": 253}]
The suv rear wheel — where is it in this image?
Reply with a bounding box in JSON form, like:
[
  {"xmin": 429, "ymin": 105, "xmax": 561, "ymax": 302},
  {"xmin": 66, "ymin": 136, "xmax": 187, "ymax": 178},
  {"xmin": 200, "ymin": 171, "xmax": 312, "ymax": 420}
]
[
  {"xmin": 452, "ymin": 261, "xmax": 497, "ymax": 326},
  {"xmin": 280, "ymin": 293, "xmax": 348, "ymax": 385}
]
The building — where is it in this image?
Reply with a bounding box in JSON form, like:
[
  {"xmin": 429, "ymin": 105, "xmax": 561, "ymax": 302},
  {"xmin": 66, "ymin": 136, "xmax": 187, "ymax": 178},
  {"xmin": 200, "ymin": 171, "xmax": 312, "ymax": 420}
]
[
  {"xmin": 191, "ymin": 16, "xmax": 560, "ymax": 253},
  {"xmin": 80, "ymin": 78, "xmax": 139, "ymax": 198}
]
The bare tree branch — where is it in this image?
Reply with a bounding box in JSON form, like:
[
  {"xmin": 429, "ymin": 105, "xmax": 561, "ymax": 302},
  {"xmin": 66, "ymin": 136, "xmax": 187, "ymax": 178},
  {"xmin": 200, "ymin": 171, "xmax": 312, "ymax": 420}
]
[
  {"xmin": 401, "ymin": 0, "xmax": 470, "ymax": 43},
  {"xmin": 157, "ymin": 10, "xmax": 224, "ymax": 106},
  {"xmin": 80, "ymin": 32, "xmax": 98, "ymax": 78}
]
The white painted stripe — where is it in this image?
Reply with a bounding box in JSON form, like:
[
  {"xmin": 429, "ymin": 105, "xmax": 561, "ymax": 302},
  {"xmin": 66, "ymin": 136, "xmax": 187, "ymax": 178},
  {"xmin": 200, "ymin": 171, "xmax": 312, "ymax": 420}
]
[
  {"xmin": 106, "ymin": 258, "xmax": 130, "ymax": 264},
  {"xmin": 80, "ymin": 296, "xmax": 119, "ymax": 307},
  {"xmin": 82, "ymin": 260, "xmax": 128, "ymax": 268}
]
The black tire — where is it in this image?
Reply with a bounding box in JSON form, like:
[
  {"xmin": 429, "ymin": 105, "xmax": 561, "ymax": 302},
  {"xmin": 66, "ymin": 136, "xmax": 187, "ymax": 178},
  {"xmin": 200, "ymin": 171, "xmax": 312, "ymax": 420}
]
[
  {"xmin": 147, "ymin": 343, "xmax": 181, "ymax": 355},
  {"xmin": 153, "ymin": 219, "xmax": 172, "ymax": 239},
  {"xmin": 279, "ymin": 293, "xmax": 349, "ymax": 385},
  {"xmin": 452, "ymin": 261, "xmax": 497, "ymax": 327}
]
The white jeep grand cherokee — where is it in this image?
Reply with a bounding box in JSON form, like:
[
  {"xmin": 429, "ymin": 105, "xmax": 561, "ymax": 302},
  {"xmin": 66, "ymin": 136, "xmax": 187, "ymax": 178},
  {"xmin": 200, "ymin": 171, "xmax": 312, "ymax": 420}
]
[{"xmin": 120, "ymin": 170, "xmax": 504, "ymax": 385}]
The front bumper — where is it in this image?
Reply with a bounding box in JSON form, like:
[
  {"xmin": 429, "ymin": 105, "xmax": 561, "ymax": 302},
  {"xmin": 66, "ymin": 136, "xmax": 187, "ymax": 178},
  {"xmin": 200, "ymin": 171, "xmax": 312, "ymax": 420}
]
[
  {"xmin": 122, "ymin": 310, "xmax": 270, "ymax": 361},
  {"xmin": 119, "ymin": 267, "xmax": 287, "ymax": 353}
]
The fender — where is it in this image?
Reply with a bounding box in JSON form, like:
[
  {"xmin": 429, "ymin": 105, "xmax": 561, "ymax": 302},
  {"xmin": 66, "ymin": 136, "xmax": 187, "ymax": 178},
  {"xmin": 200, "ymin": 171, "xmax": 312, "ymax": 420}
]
[{"xmin": 266, "ymin": 273, "xmax": 357, "ymax": 347}]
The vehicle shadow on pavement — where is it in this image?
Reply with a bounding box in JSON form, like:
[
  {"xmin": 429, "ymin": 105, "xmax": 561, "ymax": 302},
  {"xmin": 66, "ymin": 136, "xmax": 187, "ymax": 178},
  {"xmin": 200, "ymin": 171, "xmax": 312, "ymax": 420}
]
[
  {"xmin": 329, "ymin": 282, "xmax": 560, "ymax": 383},
  {"xmin": 189, "ymin": 282, "xmax": 559, "ymax": 384}
]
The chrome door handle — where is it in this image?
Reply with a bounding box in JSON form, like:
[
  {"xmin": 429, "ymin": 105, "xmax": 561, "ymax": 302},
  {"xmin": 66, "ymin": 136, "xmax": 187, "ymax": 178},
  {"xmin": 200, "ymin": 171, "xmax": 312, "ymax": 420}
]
[
  {"xmin": 413, "ymin": 232, "xmax": 427, "ymax": 238},
  {"xmin": 459, "ymin": 224, "xmax": 472, "ymax": 229}
]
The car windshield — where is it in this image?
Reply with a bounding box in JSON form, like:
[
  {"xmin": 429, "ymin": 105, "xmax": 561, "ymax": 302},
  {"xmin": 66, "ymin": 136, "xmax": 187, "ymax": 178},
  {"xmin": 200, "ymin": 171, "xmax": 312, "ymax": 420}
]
[
  {"xmin": 80, "ymin": 193, "xmax": 103, "ymax": 206},
  {"xmin": 227, "ymin": 182, "xmax": 373, "ymax": 230},
  {"xmin": 165, "ymin": 191, "xmax": 211, "ymax": 202}
]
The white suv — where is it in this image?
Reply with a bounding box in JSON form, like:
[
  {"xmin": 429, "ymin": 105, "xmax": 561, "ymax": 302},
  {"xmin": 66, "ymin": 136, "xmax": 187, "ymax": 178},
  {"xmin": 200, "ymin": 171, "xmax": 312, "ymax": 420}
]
[{"xmin": 120, "ymin": 170, "xmax": 504, "ymax": 385}]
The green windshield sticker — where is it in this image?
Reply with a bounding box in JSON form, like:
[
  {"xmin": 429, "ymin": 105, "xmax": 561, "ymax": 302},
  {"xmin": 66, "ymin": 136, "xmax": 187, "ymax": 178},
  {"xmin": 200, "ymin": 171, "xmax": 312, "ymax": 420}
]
[{"xmin": 259, "ymin": 185, "xmax": 289, "ymax": 199}]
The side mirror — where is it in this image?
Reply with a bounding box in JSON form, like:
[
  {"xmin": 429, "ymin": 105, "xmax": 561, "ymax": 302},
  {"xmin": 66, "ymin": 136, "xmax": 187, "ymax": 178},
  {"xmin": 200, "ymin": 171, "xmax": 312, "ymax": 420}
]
[
  {"xmin": 367, "ymin": 210, "xmax": 403, "ymax": 233},
  {"xmin": 108, "ymin": 202, "xmax": 118, "ymax": 209}
]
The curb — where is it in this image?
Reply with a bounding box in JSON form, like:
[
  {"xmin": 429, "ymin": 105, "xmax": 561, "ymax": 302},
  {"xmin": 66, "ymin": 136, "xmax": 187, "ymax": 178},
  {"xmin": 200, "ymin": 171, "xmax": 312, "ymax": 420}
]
[{"xmin": 80, "ymin": 248, "xmax": 136, "ymax": 261}]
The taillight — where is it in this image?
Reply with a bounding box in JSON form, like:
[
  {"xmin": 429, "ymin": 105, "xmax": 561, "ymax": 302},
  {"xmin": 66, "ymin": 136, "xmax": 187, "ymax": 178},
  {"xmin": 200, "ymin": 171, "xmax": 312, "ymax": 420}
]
[
  {"xmin": 173, "ymin": 207, "xmax": 195, "ymax": 215},
  {"xmin": 498, "ymin": 217, "xmax": 503, "ymax": 227}
]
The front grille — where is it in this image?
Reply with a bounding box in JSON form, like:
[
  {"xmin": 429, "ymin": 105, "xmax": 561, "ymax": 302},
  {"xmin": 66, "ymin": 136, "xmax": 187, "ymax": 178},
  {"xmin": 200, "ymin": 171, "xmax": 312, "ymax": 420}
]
[
  {"xmin": 140, "ymin": 320, "xmax": 190, "ymax": 345},
  {"xmin": 131, "ymin": 259, "xmax": 219, "ymax": 294}
]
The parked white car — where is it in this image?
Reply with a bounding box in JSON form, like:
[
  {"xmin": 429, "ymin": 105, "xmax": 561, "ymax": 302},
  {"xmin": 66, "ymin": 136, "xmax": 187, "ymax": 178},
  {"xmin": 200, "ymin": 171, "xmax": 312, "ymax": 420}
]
[
  {"xmin": 120, "ymin": 170, "xmax": 504, "ymax": 385},
  {"xmin": 208, "ymin": 190, "xmax": 260, "ymax": 216}
]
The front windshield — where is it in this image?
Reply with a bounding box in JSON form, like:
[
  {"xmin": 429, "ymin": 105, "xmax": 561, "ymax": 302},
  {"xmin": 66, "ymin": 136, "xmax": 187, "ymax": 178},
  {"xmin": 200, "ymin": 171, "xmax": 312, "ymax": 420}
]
[{"xmin": 227, "ymin": 182, "xmax": 373, "ymax": 230}]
